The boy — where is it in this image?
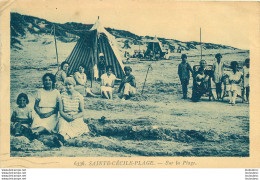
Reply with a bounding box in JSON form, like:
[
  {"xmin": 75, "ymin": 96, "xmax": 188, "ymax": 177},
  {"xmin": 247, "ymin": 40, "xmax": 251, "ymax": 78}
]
[
  {"xmin": 118, "ymin": 66, "xmax": 136, "ymax": 100},
  {"xmin": 178, "ymin": 54, "xmax": 193, "ymax": 99}
]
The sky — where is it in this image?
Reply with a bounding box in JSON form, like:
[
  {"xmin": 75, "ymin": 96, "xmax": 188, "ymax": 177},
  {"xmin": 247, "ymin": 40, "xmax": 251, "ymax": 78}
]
[{"xmin": 11, "ymin": 0, "xmax": 259, "ymax": 50}]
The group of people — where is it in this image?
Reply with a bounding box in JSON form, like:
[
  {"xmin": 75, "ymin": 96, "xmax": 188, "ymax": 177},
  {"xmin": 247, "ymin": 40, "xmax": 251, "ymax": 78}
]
[
  {"xmin": 178, "ymin": 53, "xmax": 250, "ymax": 105},
  {"xmin": 11, "ymin": 52, "xmax": 250, "ymax": 146},
  {"xmin": 11, "ymin": 58, "xmax": 136, "ymax": 145}
]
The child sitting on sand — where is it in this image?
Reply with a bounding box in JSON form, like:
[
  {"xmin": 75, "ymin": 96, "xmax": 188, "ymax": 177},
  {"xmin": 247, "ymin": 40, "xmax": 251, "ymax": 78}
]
[
  {"xmin": 11, "ymin": 93, "xmax": 33, "ymax": 139},
  {"xmin": 118, "ymin": 66, "xmax": 136, "ymax": 100}
]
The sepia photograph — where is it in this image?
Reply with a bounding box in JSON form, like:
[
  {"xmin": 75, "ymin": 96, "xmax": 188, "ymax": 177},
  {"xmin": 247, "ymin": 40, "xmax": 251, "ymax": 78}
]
[{"xmin": 1, "ymin": 0, "xmax": 259, "ymax": 168}]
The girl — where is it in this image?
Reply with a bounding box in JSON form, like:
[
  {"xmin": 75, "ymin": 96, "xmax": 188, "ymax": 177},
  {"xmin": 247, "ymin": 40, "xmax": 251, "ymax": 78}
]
[
  {"xmin": 74, "ymin": 64, "xmax": 97, "ymax": 97},
  {"xmin": 58, "ymin": 77, "xmax": 89, "ymax": 140},
  {"xmin": 11, "ymin": 93, "xmax": 33, "ymax": 138}
]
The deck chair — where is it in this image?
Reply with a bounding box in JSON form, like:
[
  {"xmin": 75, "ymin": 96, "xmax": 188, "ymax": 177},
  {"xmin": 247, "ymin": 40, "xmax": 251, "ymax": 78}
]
[{"xmin": 191, "ymin": 65, "xmax": 214, "ymax": 101}]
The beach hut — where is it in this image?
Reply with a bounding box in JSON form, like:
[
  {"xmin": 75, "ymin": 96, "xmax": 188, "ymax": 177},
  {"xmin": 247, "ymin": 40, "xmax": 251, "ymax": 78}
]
[{"xmin": 66, "ymin": 17, "xmax": 125, "ymax": 79}]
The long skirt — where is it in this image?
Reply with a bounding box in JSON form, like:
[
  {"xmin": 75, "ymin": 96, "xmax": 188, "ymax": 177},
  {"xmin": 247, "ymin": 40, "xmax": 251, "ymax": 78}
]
[
  {"xmin": 31, "ymin": 107, "xmax": 59, "ymax": 133},
  {"xmin": 58, "ymin": 115, "xmax": 89, "ymax": 140}
]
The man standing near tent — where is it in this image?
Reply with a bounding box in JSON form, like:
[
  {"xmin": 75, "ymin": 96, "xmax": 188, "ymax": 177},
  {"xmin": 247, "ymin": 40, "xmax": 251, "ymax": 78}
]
[
  {"xmin": 98, "ymin": 53, "xmax": 106, "ymax": 79},
  {"xmin": 212, "ymin": 53, "xmax": 224, "ymax": 100},
  {"xmin": 178, "ymin": 54, "xmax": 193, "ymax": 99}
]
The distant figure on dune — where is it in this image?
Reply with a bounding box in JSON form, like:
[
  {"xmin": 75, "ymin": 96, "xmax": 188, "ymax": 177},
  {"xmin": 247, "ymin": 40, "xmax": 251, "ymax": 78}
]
[
  {"xmin": 178, "ymin": 54, "xmax": 193, "ymax": 99},
  {"xmin": 56, "ymin": 61, "xmax": 69, "ymax": 92},
  {"xmin": 73, "ymin": 64, "xmax": 97, "ymax": 97},
  {"xmin": 100, "ymin": 66, "xmax": 116, "ymax": 99},
  {"xmin": 118, "ymin": 66, "xmax": 136, "ymax": 100}
]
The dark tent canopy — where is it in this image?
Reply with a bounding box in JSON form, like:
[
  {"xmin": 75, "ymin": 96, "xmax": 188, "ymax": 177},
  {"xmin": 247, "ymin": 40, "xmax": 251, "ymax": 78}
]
[{"xmin": 66, "ymin": 18, "xmax": 125, "ymax": 79}]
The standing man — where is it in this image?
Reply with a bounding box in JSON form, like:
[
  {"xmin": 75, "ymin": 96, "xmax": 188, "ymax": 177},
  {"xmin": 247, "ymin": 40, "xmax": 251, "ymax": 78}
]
[
  {"xmin": 98, "ymin": 53, "xmax": 106, "ymax": 79},
  {"xmin": 178, "ymin": 54, "xmax": 193, "ymax": 99},
  {"xmin": 212, "ymin": 53, "xmax": 224, "ymax": 100}
]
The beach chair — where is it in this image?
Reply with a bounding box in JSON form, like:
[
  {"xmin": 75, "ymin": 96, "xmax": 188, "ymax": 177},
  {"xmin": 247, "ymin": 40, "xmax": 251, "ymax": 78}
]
[{"xmin": 192, "ymin": 65, "xmax": 214, "ymax": 101}]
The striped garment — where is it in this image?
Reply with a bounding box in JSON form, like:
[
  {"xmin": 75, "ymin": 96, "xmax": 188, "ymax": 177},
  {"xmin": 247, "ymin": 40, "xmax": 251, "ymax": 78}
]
[{"xmin": 61, "ymin": 91, "xmax": 83, "ymax": 113}]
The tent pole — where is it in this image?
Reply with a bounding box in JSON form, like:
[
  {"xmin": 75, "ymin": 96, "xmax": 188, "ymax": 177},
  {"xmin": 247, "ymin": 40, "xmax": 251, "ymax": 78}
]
[
  {"xmin": 141, "ymin": 65, "xmax": 152, "ymax": 95},
  {"xmin": 200, "ymin": 27, "xmax": 202, "ymax": 60},
  {"xmin": 53, "ymin": 24, "xmax": 59, "ymax": 70}
]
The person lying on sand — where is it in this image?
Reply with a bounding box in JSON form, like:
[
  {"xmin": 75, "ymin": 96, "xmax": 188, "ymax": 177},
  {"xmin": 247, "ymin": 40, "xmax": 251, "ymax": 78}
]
[
  {"xmin": 73, "ymin": 64, "xmax": 97, "ymax": 97},
  {"xmin": 118, "ymin": 66, "xmax": 136, "ymax": 100},
  {"xmin": 100, "ymin": 66, "xmax": 116, "ymax": 99}
]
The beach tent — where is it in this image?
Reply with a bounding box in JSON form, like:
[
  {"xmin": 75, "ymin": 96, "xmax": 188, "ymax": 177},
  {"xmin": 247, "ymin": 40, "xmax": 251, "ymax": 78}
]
[
  {"xmin": 66, "ymin": 17, "xmax": 125, "ymax": 79},
  {"xmin": 144, "ymin": 36, "xmax": 165, "ymax": 58}
]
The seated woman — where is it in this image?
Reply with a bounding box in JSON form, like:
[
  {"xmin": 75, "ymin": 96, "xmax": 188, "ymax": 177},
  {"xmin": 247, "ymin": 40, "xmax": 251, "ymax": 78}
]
[
  {"xmin": 32, "ymin": 73, "xmax": 60, "ymax": 135},
  {"xmin": 56, "ymin": 61, "xmax": 69, "ymax": 92},
  {"xmin": 227, "ymin": 61, "xmax": 243, "ymax": 105},
  {"xmin": 118, "ymin": 66, "xmax": 136, "ymax": 100},
  {"xmin": 100, "ymin": 66, "xmax": 116, "ymax": 99},
  {"xmin": 191, "ymin": 60, "xmax": 211, "ymax": 102},
  {"xmin": 74, "ymin": 64, "xmax": 97, "ymax": 97},
  {"xmin": 58, "ymin": 77, "xmax": 89, "ymax": 140}
]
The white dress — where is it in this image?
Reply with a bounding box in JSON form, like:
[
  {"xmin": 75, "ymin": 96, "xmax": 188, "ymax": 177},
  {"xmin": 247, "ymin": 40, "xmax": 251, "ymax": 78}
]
[
  {"xmin": 58, "ymin": 91, "xmax": 89, "ymax": 140},
  {"xmin": 100, "ymin": 73, "xmax": 116, "ymax": 92},
  {"xmin": 227, "ymin": 71, "xmax": 242, "ymax": 92},
  {"xmin": 31, "ymin": 89, "xmax": 60, "ymax": 133}
]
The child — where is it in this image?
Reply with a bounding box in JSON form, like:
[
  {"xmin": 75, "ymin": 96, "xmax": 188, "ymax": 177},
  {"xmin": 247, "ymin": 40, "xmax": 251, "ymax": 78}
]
[
  {"xmin": 212, "ymin": 53, "xmax": 224, "ymax": 100},
  {"xmin": 118, "ymin": 66, "xmax": 136, "ymax": 100},
  {"xmin": 221, "ymin": 75, "xmax": 231, "ymax": 101},
  {"xmin": 178, "ymin": 54, "xmax": 193, "ymax": 99},
  {"xmin": 242, "ymin": 58, "xmax": 250, "ymax": 103},
  {"xmin": 11, "ymin": 93, "xmax": 33, "ymax": 139}
]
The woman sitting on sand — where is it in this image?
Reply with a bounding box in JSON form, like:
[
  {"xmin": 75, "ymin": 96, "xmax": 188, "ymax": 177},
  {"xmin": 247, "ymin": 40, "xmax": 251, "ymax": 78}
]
[
  {"xmin": 58, "ymin": 77, "xmax": 89, "ymax": 140},
  {"xmin": 100, "ymin": 66, "xmax": 116, "ymax": 99},
  {"xmin": 74, "ymin": 64, "xmax": 97, "ymax": 97},
  {"xmin": 56, "ymin": 61, "xmax": 69, "ymax": 92},
  {"xmin": 32, "ymin": 73, "xmax": 60, "ymax": 135}
]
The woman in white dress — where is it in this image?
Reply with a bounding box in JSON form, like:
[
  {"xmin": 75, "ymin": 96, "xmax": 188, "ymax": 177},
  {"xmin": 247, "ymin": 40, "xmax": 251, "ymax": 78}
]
[
  {"xmin": 227, "ymin": 61, "xmax": 243, "ymax": 105},
  {"xmin": 100, "ymin": 65, "xmax": 116, "ymax": 99},
  {"xmin": 73, "ymin": 65, "xmax": 97, "ymax": 97},
  {"xmin": 32, "ymin": 73, "xmax": 61, "ymax": 135},
  {"xmin": 58, "ymin": 77, "xmax": 89, "ymax": 140}
]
